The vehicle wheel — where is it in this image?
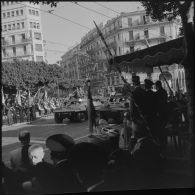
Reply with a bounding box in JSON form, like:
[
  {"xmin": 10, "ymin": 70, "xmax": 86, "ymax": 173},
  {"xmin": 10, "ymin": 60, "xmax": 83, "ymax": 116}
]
[
  {"xmin": 54, "ymin": 113, "xmax": 63, "ymax": 123},
  {"xmin": 77, "ymin": 112, "xmax": 86, "ymax": 122}
]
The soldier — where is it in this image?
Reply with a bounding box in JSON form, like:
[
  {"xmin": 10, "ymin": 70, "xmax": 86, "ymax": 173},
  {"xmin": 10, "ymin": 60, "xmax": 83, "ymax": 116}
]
[
  {"xmin": 144, "ymin": 79, "xmax": 158, "ymax": 138},
  {"xmin": 131, "ymin": 75, "xmax": 147, "ymax": 119},
  {"xmin": 155, "ymin": 80, "xmax": 168, "ymax": 151}
]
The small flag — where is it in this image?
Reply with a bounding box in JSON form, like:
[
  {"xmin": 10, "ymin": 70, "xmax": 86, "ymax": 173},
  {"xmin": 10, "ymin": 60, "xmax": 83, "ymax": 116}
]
[{"xmin": 2, "ymin": 87, "xmax": 5, "ymax": 105}]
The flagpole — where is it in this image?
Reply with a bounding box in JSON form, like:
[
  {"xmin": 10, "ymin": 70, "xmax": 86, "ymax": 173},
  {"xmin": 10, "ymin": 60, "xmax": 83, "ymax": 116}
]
[{"xmin": 87, "ymin": 78, "xmax": 93, "ymax": 136}]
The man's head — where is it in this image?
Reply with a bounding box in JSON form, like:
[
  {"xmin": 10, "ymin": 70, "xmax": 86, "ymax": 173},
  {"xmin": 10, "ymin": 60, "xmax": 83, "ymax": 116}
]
[
  {"xmin": 70, "ymin": 142, "xmax": 107, "ymax": 183},
  {"xmin": 46, "ymin": 134, "xmax": 75, "ymax": 164},
  {"xmin": 144, "ymin": 79, "xmax": 154, "ymax": 90},
  {"xmin": 132, "ymin": 118, "xmax": 149, "ymax": 139},
  {"xmin": 18, "ymin": 131, "xmax": 30, "ymax": 145},
  {"xmin": 28, "ymin": 144, "xmax": 45, "ymax": 165},
  {"xmin": 132, "ymin": 75, "xmax": 140, "ymax": 87},
  {"xmin": 155, "ymin": 80, "xmax": 162, "ymax": 90}
]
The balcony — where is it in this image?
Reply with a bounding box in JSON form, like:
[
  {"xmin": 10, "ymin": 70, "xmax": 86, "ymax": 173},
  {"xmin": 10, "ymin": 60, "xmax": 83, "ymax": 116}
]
[
  {"xmin": 2, "ymin": 38, "xmax": 32, "ymax": 47},
  {"xmin": 2, "ymin": 52, "xmax": 33, "ymax": 59},
  {"xmin": 125, "ymin": 35, "xmax": 167, "ymax": 46}
]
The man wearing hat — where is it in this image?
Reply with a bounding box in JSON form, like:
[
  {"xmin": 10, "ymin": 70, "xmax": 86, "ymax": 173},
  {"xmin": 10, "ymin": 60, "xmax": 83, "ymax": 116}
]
[
  {"xmin": 46, "ymin": 134, "xmax": 85, "ymax": 193},
  {"xmin": 9, "ymin": 130, "xmax": 32, "ymax": 182},
  {"xmin": 155, "ymin": 80, "xmax": 168, "ymax": 151},
  {"xmin": 144, "ymin": 79, "xmax": 158, "ymax": 137},
  {"xmin": 131, "ymin": 75, "xmax": 147, "ymax": 118}
]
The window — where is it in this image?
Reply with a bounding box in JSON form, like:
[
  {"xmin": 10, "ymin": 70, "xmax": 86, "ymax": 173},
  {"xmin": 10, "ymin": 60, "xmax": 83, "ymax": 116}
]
[
  {"xmin": 16, "ymin": 10, "xmax": 19, "ymax": 16},
  {"xmin": 23, "ymin": 45, "xmax": 27, "ymax": 54},
  {"xmin": 21, "ymin": 22, "xmax": 24, "ymax": 28},
  {"xmin": 7, "ymin": 12, "xmax": 10, "ymax": 17},
  {"xmin": 12, "ymin": 24, "xmax": 15, "ymax": 30},
  {"xmin": 7, "ymin": 2, "xmax": 9, "ymax": 5},
  {"xmin": 3, "ymin": 25, "xmax": 7, "ymax": 31},
  {"xmin": 33, "ymin": 22, "xmax": 36, "ymax": 28},
  {"xmin": 135, "ymin": 32, "xmax": 140, "ymax": 40},
  {"xmin": 129, "ymin": 31, "xmax": 133, "ymax": 40},
  {"xmin": 144, "ymin": 29, "xmax": 149, "ymax": 38},
  {"xmin": 21, "ymin": 34, "xmax": 25, "ymax": 40},
  {"xmin": 3, "ymin": 13, "xmax": 6, "ymax": 18},
  {"xmin": 37, "ymin": 23, "xmax": 40, "ymax": 29},
  {"xmin": 36, "ymin": 11, "xmax": 39, "ymax": 16},
  {"xmin": 11, "ymin": 11, "xmax": 14, "ymax": 17},
  {"xmin": 3, "ymin": 49, "xmax": 6, "ymax": 57},
  {"xmin": 143, "ymin": 15, "xmax": 146, "ymax": 24},
  {"xmin": 35, "ymin": 44, "xmax": 43, "ymax": 51},
  {"xmin": 128, "ymin": 18, "xmax": 132, "ymax": 26},
  {"xmin": 34, "ymin": 32, "xmax": 42, "ymax": 40},
  {"xmin": 8, "ymin": 24, "xmax": 11, "ymax": 30},
  {"xmin": 11, "ymin": 35, "xmax": 15, "ymax": 44},
  {"xmin": 130, "ymin": 46, "xmax": 134, "ymax": 53},
  {"xmin": 118, "ymin": 33, "xmax": 120, "ymax": 41},
  {"xmin": 29, "ymin": 9, "xmax": 31, "ymax": 14},
  {"xmin": 20, "ymin": 9, "xmax": 23, "ymax": 15},
  {"xmin": 118, "ymin": 47, "xmax": 121, "ymax": 55},
  {"xmin": 13, "ymin": 47, "xmax": 16, "ymax": 56},
  {"xmin": 36, "ymin": 56, "xmax": 43, "ymax": 61},
  {"xmin": 30, "ymin": 22, "xmax": 33, "ymax": 28},
  {"xmin": 2, "ymin": 2, "xmax": 5, "ymax": 6},
  {"xmin": 2, "ymin": 37, "xmax": 5, "ymax": 45},
  {"xmin": 32, "ymin": 10, "xmax": 35, "ymax": 15},
  {"xmin": 17, "ymin": 23, "xmax": 20, "ymax": 29},
  {"xmin": 160, "ymin": 26, "xmax": 165, "ymax": 36}
]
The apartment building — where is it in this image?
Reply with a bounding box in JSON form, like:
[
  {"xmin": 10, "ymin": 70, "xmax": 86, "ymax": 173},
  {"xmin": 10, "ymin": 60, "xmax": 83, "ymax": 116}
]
[
  {"xmin": 1, "ymin": 1, "xmax": 46, "ymax": 62},
  {"xmin": 61, "ymin": 9, "xmax": 181, "ymax": 95},
  {"xmin": 61, "ymin": 44, "xmax": 81, "ymax": 81}
]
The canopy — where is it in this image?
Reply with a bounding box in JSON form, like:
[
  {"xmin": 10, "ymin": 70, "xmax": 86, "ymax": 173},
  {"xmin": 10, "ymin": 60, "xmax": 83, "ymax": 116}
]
[{"xmin": 109, "ymin": 36, "xmax": 185, "ymax": 73}]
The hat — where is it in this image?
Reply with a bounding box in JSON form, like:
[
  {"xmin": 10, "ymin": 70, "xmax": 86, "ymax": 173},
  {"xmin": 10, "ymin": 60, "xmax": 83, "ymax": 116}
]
[
  {"xmin": 155, "ymin": 80, "xmax": 162, "ymax": 87},
  {"xmin": 144, "ymin": 79, "xmax": 154, "ymax": 87},
  {"xmin": 18, "ymin": 130, "xmax": 30, "ymax": 141},
  {"xmin": 132, "ymin": 75, "xmax": 140, "ymax": 85},
  {"xmin": 46, "ymin": 134, "xmax": 75, "ymax": 152}
]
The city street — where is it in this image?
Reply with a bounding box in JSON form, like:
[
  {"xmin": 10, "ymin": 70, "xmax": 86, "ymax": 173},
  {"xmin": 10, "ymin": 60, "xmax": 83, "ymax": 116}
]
[{"xmin": 2, "ymin": 115, "xmax": 90, "ymax": 166}]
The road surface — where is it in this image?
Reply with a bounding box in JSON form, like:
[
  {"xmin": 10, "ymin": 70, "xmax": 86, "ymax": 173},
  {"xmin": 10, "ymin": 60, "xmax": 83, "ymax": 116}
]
[{"xmin": 2, "ymin": 115, "xmax": 90, "ymax": 166}]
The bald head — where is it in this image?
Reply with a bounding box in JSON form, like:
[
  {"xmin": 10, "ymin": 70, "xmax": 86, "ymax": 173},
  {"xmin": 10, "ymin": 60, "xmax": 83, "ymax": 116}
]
[
  {"xmin": 18, "ymin": 131, "xmax": 30, "ymax": 145},
  {"xmin": 28, "ymin": 144, "xmax": 45, "ymax": 165}
]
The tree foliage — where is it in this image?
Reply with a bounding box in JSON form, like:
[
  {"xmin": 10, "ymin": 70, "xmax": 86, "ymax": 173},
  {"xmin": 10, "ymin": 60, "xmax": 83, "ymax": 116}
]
[{"xmin": 2, "ymin": 60, "xmax": 77, "ymax": 94}]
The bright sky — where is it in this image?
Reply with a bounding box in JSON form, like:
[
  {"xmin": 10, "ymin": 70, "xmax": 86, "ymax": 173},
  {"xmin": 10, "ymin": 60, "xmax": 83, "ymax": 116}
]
[{"xmin": 41, "ymin": 1, "xmax": 144, "ymax": 64}]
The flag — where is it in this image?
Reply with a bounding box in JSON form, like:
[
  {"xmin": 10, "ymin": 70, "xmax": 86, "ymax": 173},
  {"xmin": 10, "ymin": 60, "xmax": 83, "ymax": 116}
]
[
  {"xmin": 93, "ymin": 21, "xmax": 112, "ymax": 58},
  {"xmin": 17, "ymin": 90, "xmax": 22, "ymax": 106},
  {"xmin": 2, "ymin": 87, "xmax": 5, "ymax": 105},
  {"xmin": 87, "ymin": 80, "xmax": 96, "ymax": 134}
]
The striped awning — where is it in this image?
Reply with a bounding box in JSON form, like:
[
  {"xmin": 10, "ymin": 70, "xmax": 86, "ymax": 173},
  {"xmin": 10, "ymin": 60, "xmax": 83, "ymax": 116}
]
[{"xmin": 109, "ymin": 37, "xmax": 185, "ymax": 73}]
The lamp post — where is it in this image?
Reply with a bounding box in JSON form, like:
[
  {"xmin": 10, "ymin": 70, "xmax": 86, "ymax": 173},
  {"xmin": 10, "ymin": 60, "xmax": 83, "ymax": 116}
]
[{"xmin": 86, "ymin": 78, "xmax": 93, "ymax": 136}]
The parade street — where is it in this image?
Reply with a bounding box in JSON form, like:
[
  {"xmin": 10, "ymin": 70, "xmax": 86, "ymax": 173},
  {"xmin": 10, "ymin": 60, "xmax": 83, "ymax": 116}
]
[{"xmin": 2, "ymin": 115, "xmax": 90, "ymax": 166}]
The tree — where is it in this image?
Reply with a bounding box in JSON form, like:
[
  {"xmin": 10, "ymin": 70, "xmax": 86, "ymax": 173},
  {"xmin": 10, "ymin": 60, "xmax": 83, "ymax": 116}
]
[{"xmin": 141, "ymin": 0, "xmax": 194, "ymax": 164}]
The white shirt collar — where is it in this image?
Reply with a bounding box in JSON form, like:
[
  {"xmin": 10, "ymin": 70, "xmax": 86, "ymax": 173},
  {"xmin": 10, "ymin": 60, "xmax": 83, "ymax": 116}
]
[{"xmin": 87, "ymin": 180, "xmax": 104, "ymax": 192}]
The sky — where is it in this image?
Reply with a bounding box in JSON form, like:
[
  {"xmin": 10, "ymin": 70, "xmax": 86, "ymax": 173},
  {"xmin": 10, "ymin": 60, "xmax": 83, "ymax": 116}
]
[{"xmin": 41, "ymin": 1, "xmax": 144, "ymax": 64}]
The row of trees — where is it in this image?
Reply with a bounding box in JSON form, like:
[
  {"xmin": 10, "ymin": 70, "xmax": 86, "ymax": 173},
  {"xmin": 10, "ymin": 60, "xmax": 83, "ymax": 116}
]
[{"xmin": 2, "ymin": 60, "xmax": 83, "ymax": 95}]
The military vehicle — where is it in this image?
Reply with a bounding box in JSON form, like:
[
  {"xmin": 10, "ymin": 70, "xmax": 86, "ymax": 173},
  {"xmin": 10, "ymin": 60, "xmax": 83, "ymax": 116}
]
[{"xmin": 53, "ymin": 98, "xmax": 88, "ymax": 123}]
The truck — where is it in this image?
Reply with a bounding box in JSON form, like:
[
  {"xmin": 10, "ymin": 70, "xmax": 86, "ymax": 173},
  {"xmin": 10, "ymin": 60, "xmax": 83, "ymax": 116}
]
[{"xmin": 53, "ymin": 98, "xmax": 88, "ymax": 123}]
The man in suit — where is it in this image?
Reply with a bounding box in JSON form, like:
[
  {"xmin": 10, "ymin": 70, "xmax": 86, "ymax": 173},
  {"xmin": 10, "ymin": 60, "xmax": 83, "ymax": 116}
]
[
  {"xmin": 129, "ymin": 118, "xmax": 162, "ymax": 188},
  {"xmin": 9, "ymin": 130, "xmax": 32, "ymax": 182},
  {"xmin": 155, "ymin": 80, "xmax": 168, "ymax": 151},
  {"xmin": 70, "ymin": 142, "xmax": 109, "ymax": 192},
  {"xmin": 46, "ymin": 134, "xmax": 85, "ymax": 193},
  {"xmin": 144, "ymin": 79, "xmax": 158, "ymax": 138},
  {"xmin": 131, "ymin": 75, "xmax": 147, "ymax": 119}
]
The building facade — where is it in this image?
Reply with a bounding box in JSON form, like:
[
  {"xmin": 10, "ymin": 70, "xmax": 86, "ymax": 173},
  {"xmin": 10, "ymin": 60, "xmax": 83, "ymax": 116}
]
[
  {"xmin": 61, "ymin": 9, "xmax": 182, "ymax": 95},
  {"xmin": 1, "ymin": 1, "xmax": 46, "ymax": 62}
]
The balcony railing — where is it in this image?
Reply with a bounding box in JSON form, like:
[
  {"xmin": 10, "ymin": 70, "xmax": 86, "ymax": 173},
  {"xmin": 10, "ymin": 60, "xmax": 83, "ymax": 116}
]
[
  {"xmin": 2, "ymin": 38, "xmax": 32, "ymax": 47},
  {"xmin": 2, "ymin": 52, "xmax": 33, "ymax": 59}
]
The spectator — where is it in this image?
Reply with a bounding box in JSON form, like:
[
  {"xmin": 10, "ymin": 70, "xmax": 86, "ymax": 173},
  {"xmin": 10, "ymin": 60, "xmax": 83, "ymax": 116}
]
[
  {"xmin": 46, "ymin": 134, "xmax": 85, "ymax": 193},
  {"xmin": 129, "ymin": 118, "xmax": 162, "ymax": 188},
  {"xmin": 70, "ymin": 142, "xmax": 109, "ymax": 192},
  {"xmin": 144, "ymin": 79, "xmax": 158, "ymax": 138},
  {"xmin": 155, "ymin": 80, "xmax": 168, "ymax": 151},
  {"xmin": 23, "ymin": 144, "xmax": 58, "ymax": 194},
  {"xmin": 9, "ymin": 130, "xmax": 32, "ymax": 182}
]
